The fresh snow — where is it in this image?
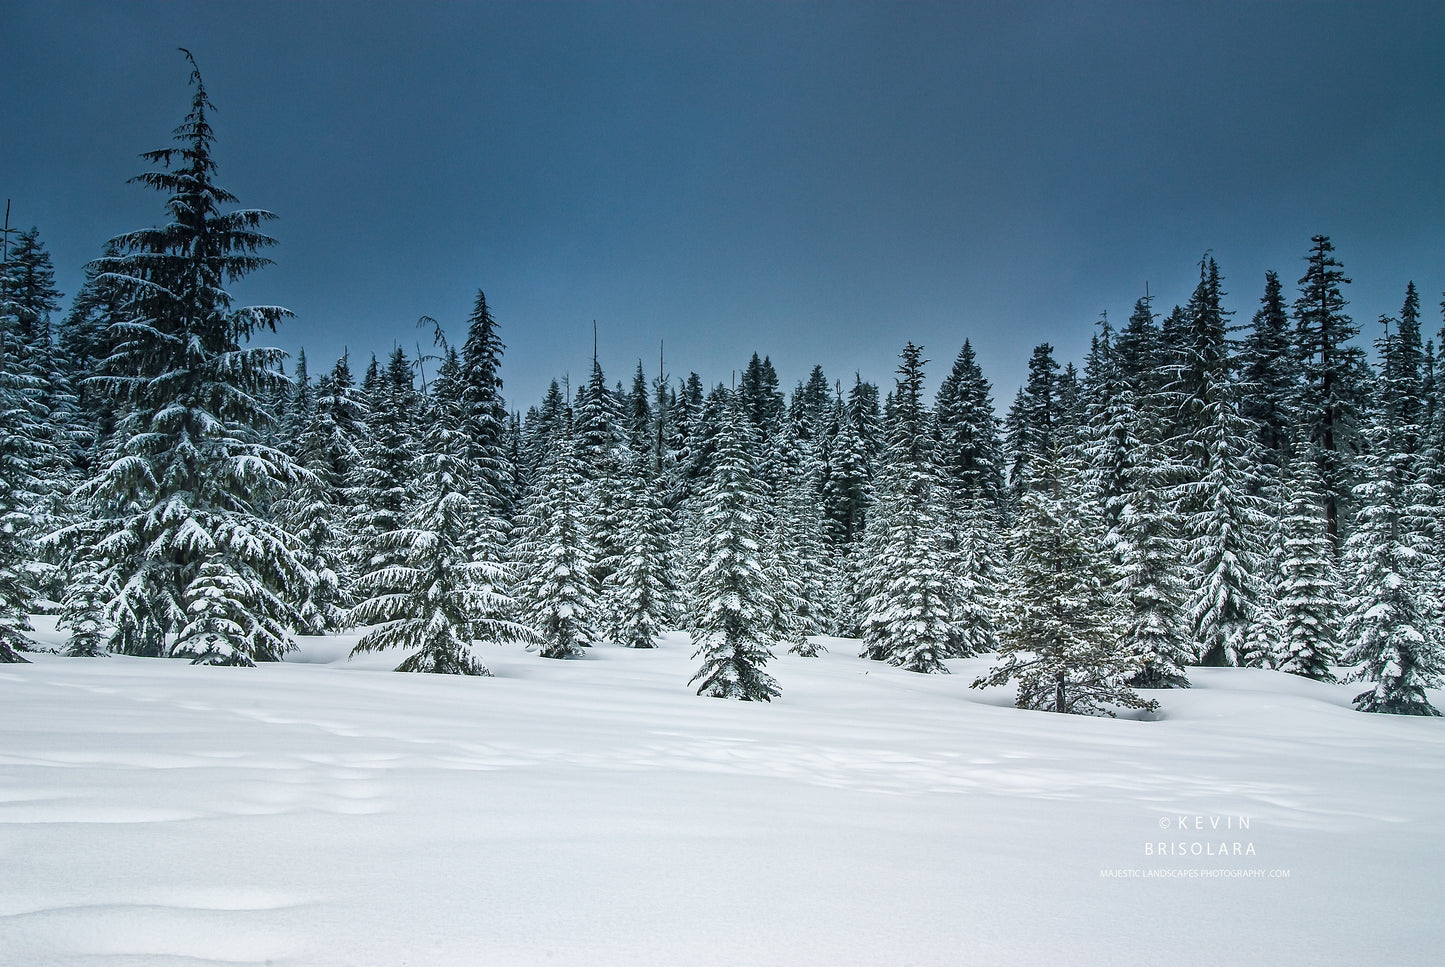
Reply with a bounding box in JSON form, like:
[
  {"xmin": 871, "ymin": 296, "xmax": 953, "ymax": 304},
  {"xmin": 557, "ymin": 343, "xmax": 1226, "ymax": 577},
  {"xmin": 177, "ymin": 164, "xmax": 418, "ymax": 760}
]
[{"xmin": 3, "ymin": 620, "xmax": 1443, "ymax": 966}]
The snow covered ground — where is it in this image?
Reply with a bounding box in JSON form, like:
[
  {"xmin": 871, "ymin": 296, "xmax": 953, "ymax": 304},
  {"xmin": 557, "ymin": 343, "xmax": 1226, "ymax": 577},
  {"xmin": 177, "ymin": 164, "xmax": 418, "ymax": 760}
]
[{"xmin": 3, "ymin": 621, "xmax": 1443, "ymax": 966}]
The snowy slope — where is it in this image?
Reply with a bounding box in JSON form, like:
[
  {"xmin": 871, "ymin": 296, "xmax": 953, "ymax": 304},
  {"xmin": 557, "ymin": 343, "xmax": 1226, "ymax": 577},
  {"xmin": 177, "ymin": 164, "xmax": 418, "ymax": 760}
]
[{"xmin": 2, "ymin": 624, "xmax": 1442, "ymax": 966}]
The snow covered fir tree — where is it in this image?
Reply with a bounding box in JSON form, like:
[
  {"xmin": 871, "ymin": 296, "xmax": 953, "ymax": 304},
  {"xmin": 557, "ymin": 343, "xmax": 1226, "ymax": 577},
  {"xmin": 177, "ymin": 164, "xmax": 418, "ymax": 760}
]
[
  {"xmin": 7, "ymin": 51, "xmax": 1445, "ymax": 717},
  {"xmin": 686, "ymin": 394, "xmax": 781, "ymax": 701},
  {"xmin": 48, "ymin": 51, "xmax": 309, "ymax": 665}
]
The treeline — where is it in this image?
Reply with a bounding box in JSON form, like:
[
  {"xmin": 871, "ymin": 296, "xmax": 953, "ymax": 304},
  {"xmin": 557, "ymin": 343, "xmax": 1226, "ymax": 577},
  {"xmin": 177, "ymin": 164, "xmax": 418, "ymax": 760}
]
[{"xmin": 2, "ymin": 56, "xmax": 1442, "ymax": 716}]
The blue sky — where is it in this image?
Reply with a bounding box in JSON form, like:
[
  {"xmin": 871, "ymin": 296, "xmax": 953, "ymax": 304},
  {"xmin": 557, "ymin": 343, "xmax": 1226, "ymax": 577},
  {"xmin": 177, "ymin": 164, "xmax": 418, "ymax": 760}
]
[{"xmin": 4, "ymin": 0, "xmax": 1443, "ymax": 408}]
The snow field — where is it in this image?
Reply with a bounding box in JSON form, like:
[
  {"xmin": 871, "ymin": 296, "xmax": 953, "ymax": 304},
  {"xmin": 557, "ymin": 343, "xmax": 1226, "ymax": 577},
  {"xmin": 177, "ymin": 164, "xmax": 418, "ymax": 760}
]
[{"xmin": 2, "ymin": 625, "xmax": 1442, "ymax": 966}]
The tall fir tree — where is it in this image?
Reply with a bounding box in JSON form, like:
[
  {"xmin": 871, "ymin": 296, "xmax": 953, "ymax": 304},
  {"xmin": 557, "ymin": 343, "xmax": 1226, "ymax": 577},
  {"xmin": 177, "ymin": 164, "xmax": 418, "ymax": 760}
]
[
  {"xmin": 459, "ymin": 290, "xmax": 516, "ymax": 536},
  {"xmin": 1006, "ymin": 343, "xmax": 1061, "ymax": 498},
  {"xmin": 821, "ymin": 379, "xmax": 874, "ymax": 547},
  {"xmin": 599, "ymin": 446, "xmax": 676, "ymax": 649},
  {"xmin": 761, "ymin": 426, "xmax": 831, "ymax": 654},
  {"xmin": 1168, "ymin": 257, "xmax": 1272, "ymax": 667},
  {"xmin": 1293, "ymin": 235, "xmax": 1370, "ymax": 556},
  {"xmin": 934, "ymin": 340, "xmax": 1006, "ymax": 510},
  {"xmin": 1341, "ymin": 415, "xmax": 1443, "ymax": 714},
  {"xmin": 1239, "ymin": 271, "xmax": 1298, "ymax": 475},
  {"xmin": 1111, "ymin": 431, "xmax": 1192, "ymax": 689},
  {"xmin": 351, "ymin": 346, "xmax": 419, "ymax": 571},
  {"xmin": 54, "ymin": 52, "xmax": 309, "ymax": 663},
  {"xmin": 348, "ymin": 352, "xmax": 528, "ymax": 673},
  {"xmin": 688, "ymin": 393, "xmax": 780, "ymax": 701},
  {"xmin": 976, "ymin": 451, "xmax": 1156, "ymax": 715},
  {"xmin": 1180, "ymin": 390, "xmax": 1272, "ymax": 667},
  {"xmin": 937, "ymin": 489, "xmax": 1004, "ymax": 658},
  {"xmin": 0, "ymin": 332, "xmax": 48, "ymax": 660},
  {"xmin": 1273, "ymin": 453, "xmax": 1340, "ymax": 679},
  {"xmin": 514, "ymin": 410, "xmax": 598, "ymax": 659},
  {"xmin": 859, "ymin": 344, "xmax": 954, "ymax": 674}
]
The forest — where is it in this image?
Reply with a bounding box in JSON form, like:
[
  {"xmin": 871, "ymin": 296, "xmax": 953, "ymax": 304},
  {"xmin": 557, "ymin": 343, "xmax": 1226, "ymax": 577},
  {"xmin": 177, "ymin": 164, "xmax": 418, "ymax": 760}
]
[{"xmin": 3, "ymin": 56, "xmax": 1442, "ymax": 718}]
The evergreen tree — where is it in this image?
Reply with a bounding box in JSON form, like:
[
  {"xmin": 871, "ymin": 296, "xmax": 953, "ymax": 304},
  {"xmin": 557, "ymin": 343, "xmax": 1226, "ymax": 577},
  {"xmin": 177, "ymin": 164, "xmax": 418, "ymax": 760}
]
[
  {"xmin": 57, "ymin": 554, "xmax": 110, "ymax": 657},
  {"xmin": 514, "ymin": 410, "xmax": 598, "ymax": 659},
  {"xmin": 521, "ymin": 378, "xmax": 568, "ymax": 481},
  {"xmin": 762, "ymin": 427, "xmax": 831, "ymax": 654},
  {"xmin": 1180, "ymin": 393, "xmax": 1272, "ymax": 667},
  {"xmin": 1378, "ymin": 282, "xmax": 1427, "ymax": 457},
  {"xmin": 1112, "ymin": 434, "xmax": 1192, "ymax": 688},
  {"xmin": 286, "ymin": 349, "xmax": 315, "ymax": 440},
  {"xmin": 976, "ymin": 452, "xmax": 1156, "ymax": 715},
  {"xmin": 1340, "ymin": 325, "xmax": 1443, "ymax": 713},
  {"xmin": 1341, "ymin": 419, "xmax": 1443, "ymax": 714},
  {"xmin": 1171, "ymin": 256, "xmax": 1231, "ymax": 444},
  {"xmin": 57, "ymin": 251, "xmax": 126, "ymax": 468},
  {"xmin": 1080, "ymin": 321, "xmax": 1133, "ymax": 533},
  {"xmin": 688, "ymin": 393, "xmax": 780, "ymax": 701},
  {"xmin": 315, "ymin": 353, "xmax": 368, "ymax": 484},
  {"xmin": 1114, "ymin": 294, "xmax": 1165, "ymax": 401},
  {"xmin": 576, "ymin": 355, "xmax": 622, "ymax": 475},
  {"xmin": 821, "ymin": 381, "xmax": 874, "ymax": 547},
  {"xmin": 348, "ymin": 353, "xmax": 528, "ymax": 673},
  {"xmin": 3, "ymin": 225, "xmax": 79, "ymax": 608},
  {"xmin": 859, "ymin": 344, "xmax": 953, "ymax": 674},
  {"xmin": 54, "ymin": 52, "xmax": 309, "ymax": 664},
  {"xmin": 0, "ymin": 344, "xmax": 46, "ymax": 660},
  {"xmin": 1273, "ymin": 453, "xmax": 1340, "ymax": 680},
  {"xmin": 739, "ymin": 352, "xmax": 784, "ymax": 437},
  {"xmin": 350, "ymin": 347, "xmax": 418, "ymax": 579},
  {"xmin": 625, "ymin": 360, "xmax": 652, "ymax": 455},
  {"xmin": 1294, "ymin": 235, "xmax": 1370, "ymax": 556},
  {"xmin": 599, "ymin": 447, "xmax": 676, "ymax": 649},
  {"xmin": 934, "ymin": 340, "xmax": 1006, "ymax": 510},
  {"xmin": 459, "ymin": 290, "xmax": 516, "ymax": 536},
  {"xmin": 1167, "ymin": 257, "xmax": 1272, "ymax": 667},
  {"xmin": 796, "ymin": 365, "xmax": 834, "ymax": 445},
  {"xmin": 1239, "ymin": 271, "xmax": 1298, "ymax": 473},
  {"xmin": 938, "ymin": 490, "xmax": 1004, "ymax": 658},
  {"xmin": 1006, "ymin": 343, "xmax": 1061, "ymax": 497}
]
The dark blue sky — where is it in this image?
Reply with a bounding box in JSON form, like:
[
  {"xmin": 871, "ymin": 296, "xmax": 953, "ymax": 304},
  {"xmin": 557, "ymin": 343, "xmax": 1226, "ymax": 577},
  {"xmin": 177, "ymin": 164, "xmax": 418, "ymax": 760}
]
[{"xmin": 4, "ymin": 1, "xmax": 1443, "ymax": 408}]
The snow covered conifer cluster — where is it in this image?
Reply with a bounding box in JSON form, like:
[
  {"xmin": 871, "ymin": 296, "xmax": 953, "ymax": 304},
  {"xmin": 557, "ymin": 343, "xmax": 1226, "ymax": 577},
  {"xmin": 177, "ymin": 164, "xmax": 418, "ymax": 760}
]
[{"xmin": 5, "ymin": 55, "xmax": 1444, "ymax": 715}]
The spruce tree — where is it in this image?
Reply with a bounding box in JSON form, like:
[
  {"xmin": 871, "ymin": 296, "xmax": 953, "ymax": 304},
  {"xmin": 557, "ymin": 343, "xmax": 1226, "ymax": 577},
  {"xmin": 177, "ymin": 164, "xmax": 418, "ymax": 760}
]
[
  {"xmin": 1378, "ymin": 283, "xmax": 1427, "ymax": 457},
  {"xmin": 1168, "ymin": 257, "xmax": 1272, "ymax": 667},
  {"xmin": 349, "ymin": 347, "xmax": 417, "ymax": 587},
  {"xmin": 514, "ymin": 410, "xmax": 598, "ymax": 659},
  {"xmin": 821, "ymin": 382, "xmax": 874, "ymax": 547},
  {"xmin": 0, "ymin": 346, "xmax": 45, "ymax": 661},
  {"xmin": 1239, "ymin": 271, "xmax": 1298, "ymax": 474},
  {"xmin": 688, "ymin": 393, "xmax": 780, "ymax": 701},
  {"xmin": 1341, "ymin": 441, "xmax": 1443, "ymax": 715},
  {"xmin": 599, "ymin": 447, "xmax": 675, "ymax": 649},
  {"xmin": 459, "ymin": 290, "xmax": 516, "ymax": 535},
  {"xmin": 938, "ymin": 490, "xmax": 1004, "ymax": 658},
  {"xmin": 1273, "ymin": 453, "xmax": 1340, "ymax": 679},
  {"xmin": 976, "ymin": 452, "xmax": 1155, "ymax": 715},
  {"xmin": 1294, "ymin": 235, "xmax": 1370, "ymax": 556},
  {"xmin": 348, "ymin": 353, "xmax": 528, "ymax": 673},
  {"xmin": 1113, "ymin": 433, "xmax": 1192, "ymax": 688},
  {"xmin": 762, "ymin": 427, "xmax": 831, "ymax": 654},
  {"xmin": 57, "ymin": 554, "xmax": 110, "ymax": 657},
  {"xmin": 859, "ymin": 344, "xmax": 953, "ymax": 674},
  {"xmin": 1341, "ymin": 354, "xmax": 1443, "ymax": 713},
  {"xmin": 1006, "ymin": 343, "xmax": 1061, "ymax": 498},
  {"xmin": 934, "ymin": 340, "xmax": 1006, "ymax": 510},
  {"xmin": 1180, "ymin": 394, "xmax": 1272, "ymax": 667},
  {"xmin": 1114, "ymin": 294, "xmax": 1165, "ymax": 402},
  {"xmin": 54, "ymin": 52, "xmax": 309, "ymax": 664}
]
